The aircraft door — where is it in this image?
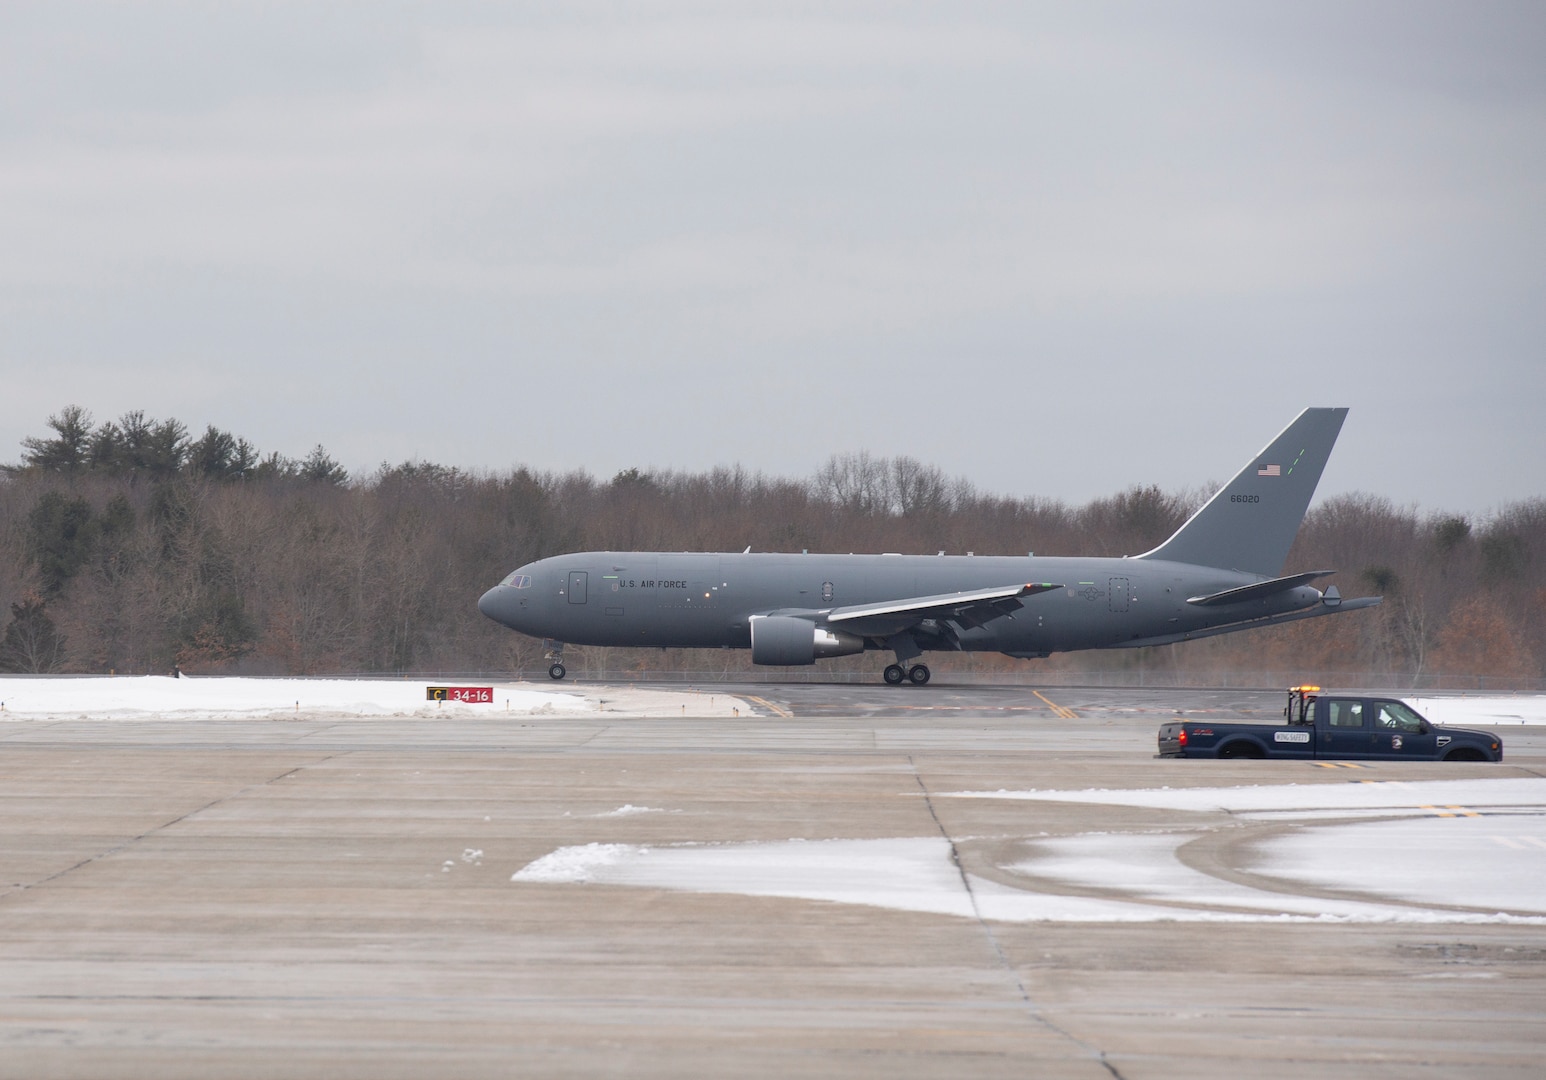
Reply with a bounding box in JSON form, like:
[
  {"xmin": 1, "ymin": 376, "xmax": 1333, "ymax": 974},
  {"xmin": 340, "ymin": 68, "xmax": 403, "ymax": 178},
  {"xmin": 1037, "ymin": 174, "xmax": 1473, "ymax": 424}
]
[
  {"xmin": 1108, "ymin": 577, "xmax": 1130, "ymax": 613},
  {"xmin": 567, "ymin": 570, "xmax": 588, "ymax": 605}
]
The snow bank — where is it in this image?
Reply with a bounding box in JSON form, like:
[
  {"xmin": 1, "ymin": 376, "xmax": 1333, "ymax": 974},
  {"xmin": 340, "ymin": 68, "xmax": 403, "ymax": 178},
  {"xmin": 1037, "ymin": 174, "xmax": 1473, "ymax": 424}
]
[
  {"xmin": 1409, "ymin": 695, "xmax": 1546, "ymax": 727},
  {"xmin": 0, "ymin": 675, "xmax": 589, "ymax": 720}
]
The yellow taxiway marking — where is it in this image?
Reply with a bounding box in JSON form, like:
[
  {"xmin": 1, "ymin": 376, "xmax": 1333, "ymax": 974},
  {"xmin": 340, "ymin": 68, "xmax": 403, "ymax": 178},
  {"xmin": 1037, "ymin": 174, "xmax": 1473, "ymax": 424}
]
[
  {"xmin": 887, "ymin": 705, "xmax": 1061, "ymax": 713},
  {"xmin": 1490, "ymin": 836, "xmax": 1546, "ymax": 850},
  {"xmin": 1032, "ymin": 690, "xmax": 1078, "ymax": 720},
  {"xmin": 744, "ymin": 695, "xmax": 793, "ymax": 718},
  {"xmin": 1422, "ymin": 804, "xmax": 1480, "ymax": 818},
  {"xmin": 1311, "ymin": 761, "xmax": 1368, "ymax": 769}
]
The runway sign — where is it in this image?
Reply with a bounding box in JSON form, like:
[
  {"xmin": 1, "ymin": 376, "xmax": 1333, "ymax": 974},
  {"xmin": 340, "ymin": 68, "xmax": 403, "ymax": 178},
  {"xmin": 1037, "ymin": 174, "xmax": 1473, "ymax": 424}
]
[{"xmin": 426, "ymin": 686, "xmax": 493, "ymax": 702}]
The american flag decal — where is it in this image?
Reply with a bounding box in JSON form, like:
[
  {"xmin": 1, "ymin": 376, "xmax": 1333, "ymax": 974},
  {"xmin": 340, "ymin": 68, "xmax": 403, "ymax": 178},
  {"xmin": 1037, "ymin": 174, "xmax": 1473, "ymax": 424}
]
[{"xmin": 1258, "ymin": 463, "xmax": 1281, "ymax": 477}]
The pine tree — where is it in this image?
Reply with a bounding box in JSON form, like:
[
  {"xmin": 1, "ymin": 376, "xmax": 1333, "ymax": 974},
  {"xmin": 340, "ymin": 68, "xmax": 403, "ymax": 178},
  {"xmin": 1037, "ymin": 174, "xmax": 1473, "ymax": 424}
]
[{"xmin": 15, "ymin": 405, "xmax": 93, "ymax": 475}]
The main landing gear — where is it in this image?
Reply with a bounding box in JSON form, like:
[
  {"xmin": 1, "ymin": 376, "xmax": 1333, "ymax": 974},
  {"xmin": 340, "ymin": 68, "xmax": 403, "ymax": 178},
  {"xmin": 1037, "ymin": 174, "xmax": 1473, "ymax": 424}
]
[
  {"xmin": 882, "ymin": 631, "xmax": 930, "ymax": 686},
  {"xmin": 883, "ymin": 663, "xmax": 931, "ymax": 686}
]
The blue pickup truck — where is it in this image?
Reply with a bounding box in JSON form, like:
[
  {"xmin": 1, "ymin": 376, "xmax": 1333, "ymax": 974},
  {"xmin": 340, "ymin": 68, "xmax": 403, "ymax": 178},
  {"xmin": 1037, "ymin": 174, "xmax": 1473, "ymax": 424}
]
[{"xmin": 1157, "ymin": 686, "xmax": 1504, "ymax": 761}]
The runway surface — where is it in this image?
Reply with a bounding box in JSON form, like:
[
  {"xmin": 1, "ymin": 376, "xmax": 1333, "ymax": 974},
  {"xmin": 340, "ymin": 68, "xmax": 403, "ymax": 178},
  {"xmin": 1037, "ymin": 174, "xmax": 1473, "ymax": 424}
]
[{"xmin": 2, "ymin": 680, "xmax": 1544, "ymax": 1078}]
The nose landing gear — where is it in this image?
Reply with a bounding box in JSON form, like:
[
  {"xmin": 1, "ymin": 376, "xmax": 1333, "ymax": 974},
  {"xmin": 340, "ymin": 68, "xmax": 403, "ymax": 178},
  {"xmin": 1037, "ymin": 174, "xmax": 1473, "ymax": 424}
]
[{"xmin": 543, "ymin": 639, "xmax": 567, "ymax": 680}]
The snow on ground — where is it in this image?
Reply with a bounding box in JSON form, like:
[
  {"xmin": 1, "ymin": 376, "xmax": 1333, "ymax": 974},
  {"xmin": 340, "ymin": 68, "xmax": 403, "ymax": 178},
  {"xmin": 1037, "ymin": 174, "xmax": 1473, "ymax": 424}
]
[
  {"xmin": 1010, "ymin": 832, "xmax": 1389, "ymax": 918},
  {"xmin": 1258, "ymin": 814, "xmax": 1546, "ymax": 913},
  {"xmin": 594, "ymin": 805, "xmax": 679, "ymax": 817},
  {"xmin": 513, "ymin": 777, "xmax": 1546, "ymax": 924},
  {"xmin": 939, "ymin": 777, "xmax": 1546, "ymax": 815},
  {"xmin": 1018, "ymin": 817, "xmax": 1546, "ymax": 919},
  {"xmin": 516, "ymin": 838, "xmax": 987, "ymax": 919},
  {"xmin": 510, "ymin": 829, "xmax": 1546, "ymax": 924},
  {"xmin": 0, "ymin": 675, "xmax": 752, "ymax": 720},
  {"xmin": 1408, "ymin": 695, "xmax": 1546, "ymax": 726}
]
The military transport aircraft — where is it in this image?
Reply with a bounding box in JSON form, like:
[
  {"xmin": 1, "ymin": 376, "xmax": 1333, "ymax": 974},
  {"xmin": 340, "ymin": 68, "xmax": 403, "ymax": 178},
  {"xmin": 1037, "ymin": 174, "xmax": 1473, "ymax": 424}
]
[{"xmin": 478, "ymin": 407, "xmax": 1380, "ymax": 683}]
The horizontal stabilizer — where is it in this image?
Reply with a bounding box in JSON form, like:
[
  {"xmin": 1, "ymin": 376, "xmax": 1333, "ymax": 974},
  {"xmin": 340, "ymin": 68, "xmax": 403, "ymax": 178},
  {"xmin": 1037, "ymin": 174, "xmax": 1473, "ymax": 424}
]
[
  {"xmin": 1107, "ymin": 594, "xmax": 1383, "ymax": 649},
  {"xmin": 827, "ymin": 582, "xmax": 1061, "ymax": 628},
  {"xmin": 1187, "ymin": 570, "xmax": 1336, "ymax": 607}
]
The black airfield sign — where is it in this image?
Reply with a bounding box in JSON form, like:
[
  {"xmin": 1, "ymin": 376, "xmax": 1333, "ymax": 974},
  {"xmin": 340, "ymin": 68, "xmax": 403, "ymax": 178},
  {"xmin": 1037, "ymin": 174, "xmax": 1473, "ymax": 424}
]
[{"xmin": 426, "ymin": 686, "xmax": 493, "ymax": 702}]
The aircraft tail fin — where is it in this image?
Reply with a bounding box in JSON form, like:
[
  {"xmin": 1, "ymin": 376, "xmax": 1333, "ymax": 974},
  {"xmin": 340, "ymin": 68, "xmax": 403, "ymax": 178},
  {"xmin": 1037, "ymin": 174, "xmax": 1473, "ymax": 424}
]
[{"xmin": 1135, "ymin": 407, "xmax": 1348, "ymax": 576}]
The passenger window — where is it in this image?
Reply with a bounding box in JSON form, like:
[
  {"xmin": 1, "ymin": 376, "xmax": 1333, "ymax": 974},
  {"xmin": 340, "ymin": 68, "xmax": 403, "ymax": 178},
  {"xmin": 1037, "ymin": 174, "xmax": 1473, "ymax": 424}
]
[
  {"xmin": 1327, "ymin": 700, "xmax": 1364, "ymax": 728},
  {"xmin": 1376, "ymin": 703, "xmax": 1424, "ymax": 732}
]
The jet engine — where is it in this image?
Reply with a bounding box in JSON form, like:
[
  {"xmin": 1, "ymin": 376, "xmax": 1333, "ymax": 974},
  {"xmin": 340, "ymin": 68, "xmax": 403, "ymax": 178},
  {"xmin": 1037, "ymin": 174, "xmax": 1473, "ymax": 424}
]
[{"xmin": 749, "ymin": 616, "xmax": 865, "ymax": 666}]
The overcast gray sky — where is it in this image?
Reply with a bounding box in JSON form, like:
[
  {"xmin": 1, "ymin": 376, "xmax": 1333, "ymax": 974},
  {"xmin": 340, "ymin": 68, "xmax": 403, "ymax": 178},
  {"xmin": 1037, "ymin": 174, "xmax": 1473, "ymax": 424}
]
[{"xmin": 3, "ymin": 2, "xmax": 1543, "ymax": 518}]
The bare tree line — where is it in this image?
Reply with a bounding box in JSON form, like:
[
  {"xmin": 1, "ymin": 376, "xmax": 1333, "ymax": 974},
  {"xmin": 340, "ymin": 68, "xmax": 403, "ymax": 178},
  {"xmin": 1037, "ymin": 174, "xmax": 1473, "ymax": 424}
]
[{"xmin": 1, "ymin": 407, "xmax": 1541, "ymax": 685}]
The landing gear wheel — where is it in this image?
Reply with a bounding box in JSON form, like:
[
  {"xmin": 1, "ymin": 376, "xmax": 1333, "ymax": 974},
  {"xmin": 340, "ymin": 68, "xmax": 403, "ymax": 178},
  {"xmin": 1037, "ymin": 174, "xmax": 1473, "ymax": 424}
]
[
  {"xmin": 883, "ymin": 664, "xmax": 906, "ymax": 685},
  {"xmin": 907, "ymin": 664, "xmax": 931, "ymax": 685},
  {"xmin": 548, "ymin": 662, "xmax": 567, "ymax": 681}
]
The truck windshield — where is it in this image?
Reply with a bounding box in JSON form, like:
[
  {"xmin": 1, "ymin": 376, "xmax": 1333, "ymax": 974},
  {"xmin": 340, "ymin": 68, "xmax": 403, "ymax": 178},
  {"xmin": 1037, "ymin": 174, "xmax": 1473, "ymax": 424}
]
[{"xmin": 1375, "ymin": 702, "xmax": 1425, "ymax": 732}]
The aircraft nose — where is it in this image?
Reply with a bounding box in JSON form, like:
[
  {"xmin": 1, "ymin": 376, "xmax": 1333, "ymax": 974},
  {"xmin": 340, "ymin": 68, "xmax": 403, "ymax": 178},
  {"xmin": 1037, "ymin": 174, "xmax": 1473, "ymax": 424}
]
[{"xmin": 478, "ymin": 585, "xmax": 518, "ymax": 627}]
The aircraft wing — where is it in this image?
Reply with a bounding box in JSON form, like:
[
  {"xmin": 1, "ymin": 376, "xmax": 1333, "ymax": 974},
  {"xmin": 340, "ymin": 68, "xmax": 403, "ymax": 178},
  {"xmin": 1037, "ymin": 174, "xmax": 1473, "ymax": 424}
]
[
  {"xmin": 1186, "ymin": 570, "xmax": 1335, "ymax": 607},
  {"xmin": 825, "ymin": 582, "xmax": 1061, "ymax": 634}
]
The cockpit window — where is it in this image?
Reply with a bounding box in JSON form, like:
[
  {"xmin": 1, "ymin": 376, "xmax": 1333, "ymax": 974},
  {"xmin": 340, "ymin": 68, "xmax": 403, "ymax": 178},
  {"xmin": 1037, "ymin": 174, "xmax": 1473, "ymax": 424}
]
[{"xmin": 501, "ymin": 572, "xmax": 532, "ymax": 589}]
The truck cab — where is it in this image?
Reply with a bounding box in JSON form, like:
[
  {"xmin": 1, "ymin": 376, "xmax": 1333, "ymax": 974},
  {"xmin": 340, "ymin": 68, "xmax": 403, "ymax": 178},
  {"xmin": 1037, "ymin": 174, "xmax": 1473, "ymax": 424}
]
[{"xmin": 1285, "ymin": 686, "xmax": 1440, "ymax": 760}]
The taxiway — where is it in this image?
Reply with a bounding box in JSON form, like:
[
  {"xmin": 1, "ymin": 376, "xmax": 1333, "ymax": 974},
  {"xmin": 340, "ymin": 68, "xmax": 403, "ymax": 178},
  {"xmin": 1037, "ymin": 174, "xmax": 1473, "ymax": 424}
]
[{"xmin": 2, "ymin": 681, "xmax": 1543, "ymax": 1078}]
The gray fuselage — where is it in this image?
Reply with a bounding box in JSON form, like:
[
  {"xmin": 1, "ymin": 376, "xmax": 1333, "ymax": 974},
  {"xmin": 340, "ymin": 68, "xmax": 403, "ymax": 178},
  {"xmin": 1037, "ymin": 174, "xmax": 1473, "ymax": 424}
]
[
  {"xmin": 477, "ymin": 409, "xmax": 1378, "ymax": 676},
  {"xmin": 476, "ymin": 551, "xmax": 1323, "ymax": 658}
]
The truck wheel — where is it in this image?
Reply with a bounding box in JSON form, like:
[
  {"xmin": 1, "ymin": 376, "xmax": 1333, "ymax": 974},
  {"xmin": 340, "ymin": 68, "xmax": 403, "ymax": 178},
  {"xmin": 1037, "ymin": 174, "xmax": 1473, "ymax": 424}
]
[
  {"xmin": 1219, "ymin": 740, "xmax": 1265, "ymax": 759},
  {"xmin": 1443, "ymin": 747, "xmax": 1484, "ymax": 762}
]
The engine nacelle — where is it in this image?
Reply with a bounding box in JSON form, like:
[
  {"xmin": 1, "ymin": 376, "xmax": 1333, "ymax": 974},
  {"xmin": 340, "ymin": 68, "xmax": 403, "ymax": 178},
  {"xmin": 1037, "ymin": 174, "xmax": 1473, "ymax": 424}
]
[{"xmin": 749, "ymin": 616, "xmax": 864, "ymax": 666}]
